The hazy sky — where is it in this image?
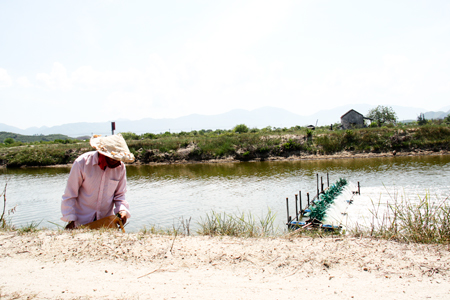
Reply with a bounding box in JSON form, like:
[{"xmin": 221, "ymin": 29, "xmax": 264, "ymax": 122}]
[{"xmin": 1, "ymin": 0, "xmax": 450, "ymax": 129}]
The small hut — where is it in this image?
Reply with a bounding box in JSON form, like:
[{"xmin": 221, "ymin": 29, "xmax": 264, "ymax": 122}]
[{"xmin": 340, "ymin": 109, "xmax": 370, "ymax": 129}]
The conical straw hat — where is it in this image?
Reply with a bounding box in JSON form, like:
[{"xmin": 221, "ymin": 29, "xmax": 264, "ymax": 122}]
[{"xmin": 90, "ymin": 133, "xmax": 135, "ymax": 163}]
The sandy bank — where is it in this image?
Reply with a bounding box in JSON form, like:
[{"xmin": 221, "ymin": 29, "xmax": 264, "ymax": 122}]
[{"xmin": 1, "ymin": 231, "xmax": 449, "ymax": 299}]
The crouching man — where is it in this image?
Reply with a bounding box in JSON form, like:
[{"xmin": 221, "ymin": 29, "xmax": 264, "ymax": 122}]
[{"xmin": 61, "ymin": 134, "xmax": 135, "ymax": 229}]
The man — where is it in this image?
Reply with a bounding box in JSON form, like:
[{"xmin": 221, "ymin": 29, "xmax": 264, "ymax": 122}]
[{"xmin": 61, "ymin": 134, "xmax": 135, "ymax": 229}]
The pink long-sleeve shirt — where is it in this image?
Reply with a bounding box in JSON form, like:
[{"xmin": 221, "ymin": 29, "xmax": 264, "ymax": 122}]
[{"xmin": 61, "ymin": 151, "xmax": 130, "ymax": 226}]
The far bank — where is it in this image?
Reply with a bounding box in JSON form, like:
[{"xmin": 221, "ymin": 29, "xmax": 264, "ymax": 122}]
[{"xmin": 1, "ymin": 124, "xmax": 450, "ymax": 168}]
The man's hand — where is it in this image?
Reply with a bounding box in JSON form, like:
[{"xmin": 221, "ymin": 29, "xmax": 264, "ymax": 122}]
[
  {"xmin": 65, "ymin": 221, "xmax": 76, "ymax": 230},
  {"xmin": 118, "ymin": 211, "xmax": 127, "ymax": 225}
]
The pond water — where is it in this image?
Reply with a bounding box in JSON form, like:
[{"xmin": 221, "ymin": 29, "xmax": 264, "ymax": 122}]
[{"xmin": 1, "ymin": 155, "xmax": 450, "ymax": 232}]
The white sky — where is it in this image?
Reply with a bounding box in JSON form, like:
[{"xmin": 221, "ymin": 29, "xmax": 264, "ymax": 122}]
[{"xmin": 1, "ymin": 0, "xmax": 450, "ymax": 129}]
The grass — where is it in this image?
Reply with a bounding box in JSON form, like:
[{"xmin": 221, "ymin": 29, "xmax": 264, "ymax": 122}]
[
  {"xmin": 196, "ymin": 209, "xmax": 277, "ymax": 237},
  {"xmin": 16, "ymin": 221, "xmax": 42, "ymax": 234},
  {"xmin": 139, "ymin": 217, "xmax": 192, "ymax": 236},
  {"xmin": 139, "ymin": 224, "xmax": 181, "ymax": 236},
  {"xmin": 348, "ymin": 191, "xmax": 450, "ymax": 244}
]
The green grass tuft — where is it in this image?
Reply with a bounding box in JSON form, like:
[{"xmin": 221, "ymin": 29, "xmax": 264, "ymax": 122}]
[{"xmin": 197, "ymin": 209, "xmax": 277, "ymax": 237}]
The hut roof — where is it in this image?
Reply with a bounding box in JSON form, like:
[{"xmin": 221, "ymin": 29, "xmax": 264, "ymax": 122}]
[{"xmin": 341, "ymin": 109, "xmax": 372, "ymax": 120}]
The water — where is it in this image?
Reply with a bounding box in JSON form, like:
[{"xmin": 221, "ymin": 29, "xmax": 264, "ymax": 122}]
[{"xmin": 1, "ymin": 155, "xmax": 450, "ymax": 232}]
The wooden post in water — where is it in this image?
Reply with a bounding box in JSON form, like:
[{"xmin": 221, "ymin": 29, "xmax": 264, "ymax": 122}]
[
  {"xmin": 316, "ymin": 174, "xmax": 319, "ymax": 200},
  {"xmin": 299, "ymin": 191, "xmax": 302, "ymax": 216},
  {"xmin": 321, "ymin": 176, "xmax": 323, "ymax": 193},
  {"xmin": 358, "ymin": 182, "xmax": 360, "ymax": 195},
  {"xmin": 286, "ymin": 197, "xmax": 290, "ymax": 224},
  {"xmin": 327, "ymin": 173, "xmax": 329, "ymax": 187},
  {"xmin": 295, "ymin": 194, "xmax": 299, "ymax": 221},
  {"xmin": 307, "ymin": 192, "xmax": 310, "ymax": 207}
]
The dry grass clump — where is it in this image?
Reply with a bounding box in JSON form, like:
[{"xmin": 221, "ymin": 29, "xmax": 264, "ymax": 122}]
[
  {"xmin": 349, "ymin": 192, "xmax": 450, "ymax": 244},
  {"xmin": 0, "ymin": 182, "xmax": 15, "ymax": 231}
]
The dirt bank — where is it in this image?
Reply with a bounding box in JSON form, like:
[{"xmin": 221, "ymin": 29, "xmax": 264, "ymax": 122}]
[
  {"xmin": 0, "ymin": 231, "xmax": 449, "ymax": 299},
  {"xmin": 128, "ymin": 149, "xmax": 450, "ymax": 166}
]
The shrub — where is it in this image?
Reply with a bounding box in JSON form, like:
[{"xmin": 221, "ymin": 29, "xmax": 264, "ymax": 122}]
[
  {"xmin": 282, "ymin": 139, "xmax": 302, "ymax": 151},
  {"xmin": 417, "ymin": 113, "xmax": 427, "ymax": 126},
  {"xmin": 121, "ymin": 132, "xmax": 140, "ymax": 140},
  {"xmin": 369, "ymin": 121, "xmax": 378, "ymax": 128},
  {"xmin": 141, "ymin": 133, "xmax": 157, "ymax": 139},
  {"xmin": 315, "ymin": 135, "xmax": 341, "ymax": 154},
  {"xmin": 343, "ymin": 130, "xmax": 356, "ymax": 144},
  {"xmin": 3, "ymin": 138, "xmax": 14, "ymax": 145},
  {"xmin": 233, "ymin": 124, "xmax": 249, "ymax": 134}
]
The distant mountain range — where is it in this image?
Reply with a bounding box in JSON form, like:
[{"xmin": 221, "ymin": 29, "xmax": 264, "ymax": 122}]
[{"xmin": 1, "ymin": 104, "xmax": 449, "ymax": 138}]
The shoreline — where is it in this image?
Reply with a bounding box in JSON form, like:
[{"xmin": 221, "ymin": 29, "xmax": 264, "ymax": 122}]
[
  {"xmin": 130, "ymin": 149, "xmax": 449, "ymax": 166},
  {"xmin": 1, "ymin": 230, "xmax": 449, "ymax": 299},
  {"xmin": 1, "ymin": 149, "xmax": 449, "ymax": 169}
]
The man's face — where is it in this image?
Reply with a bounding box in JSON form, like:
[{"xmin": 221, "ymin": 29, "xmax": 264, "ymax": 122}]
[{"xmin": 105, "ymin": 156, "xmax": 121, "ymax": 168}]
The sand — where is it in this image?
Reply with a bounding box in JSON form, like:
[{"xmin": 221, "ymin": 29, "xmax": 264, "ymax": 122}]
[{"xmin": 1, "ymin": 230, "xmax": 449, "ymax": 299}]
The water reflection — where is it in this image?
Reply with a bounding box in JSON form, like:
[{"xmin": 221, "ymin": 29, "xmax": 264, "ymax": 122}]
[{"xmin": 1, "ymin": 155, "xmax": 450, "ymax": 232}]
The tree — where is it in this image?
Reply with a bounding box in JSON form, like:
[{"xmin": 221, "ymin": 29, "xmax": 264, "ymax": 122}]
[
  {"xmin": 3, "ymin": 138, "xmax": 14, "ymax": 145},
  {"xmin": 417, "ymin": 113, "xmax": 427, "ymax": 126},
  {"xmin": 233, "ymin": 124, "xmax": 249, "ymax": 134},
  {"xmin": 366, "ymin": 105, "xmax": 398, "ymax": 127},
  {"xmin": 444, "ymin": 114, "xmax": 450, "ymax": 123}
]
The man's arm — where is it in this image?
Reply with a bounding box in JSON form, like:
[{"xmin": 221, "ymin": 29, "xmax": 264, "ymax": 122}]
[
  {"xmin": 113, "ymin": 165, "xmax": 130, "ymax": 223},
  {"xmin": 61, "ymin": 161, "xmax": 83, "ymax": 224}
]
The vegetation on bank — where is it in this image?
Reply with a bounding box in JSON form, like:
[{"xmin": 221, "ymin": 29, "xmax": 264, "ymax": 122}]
[
  {"xmin": 1, "ymin": 119, "xmax": 450, "ymax": 167},
  {"xmin": 351, "ymin": 193, "xmax": 450, "ymax": 244}
]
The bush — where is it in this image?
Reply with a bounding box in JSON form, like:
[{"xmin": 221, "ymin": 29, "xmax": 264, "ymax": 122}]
[
  {"xmin": 121, "ymin": 132, "xmax": 140, "ymax": 140},
  {"xmin": 417, "ymin": 113, "xmax": 427, "ymax": 126},
  {"xmin": 343, "ymin": 130, "xmax": 356, "ymax": 144},
  {"xmin": 54, "ymin": 139, "xmax": 72, "ymax": 144},
  {"xmin": 233, "ymin": 124, "xmax": 249, "ymax": 134},
  {"xmin": 282, "ymin": 139, "xmax": 302, "ymax": 151},
  {"xmin": 315, "ymin": 135, "xmax": 341, "ymax": 154},
  {"xmin": 3, "ymin": 138, "xmax": 14, "ymax": 145},
  {"xmin": 141, "ymin": 133, "xmax": 157, "ymax": 139}
]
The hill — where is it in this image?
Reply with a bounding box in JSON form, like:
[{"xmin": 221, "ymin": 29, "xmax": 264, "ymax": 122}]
[{"xmin": 0, "ymin": 132, "xmax": 72, "ymax": 143}]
